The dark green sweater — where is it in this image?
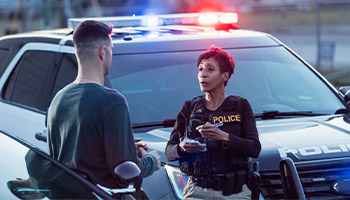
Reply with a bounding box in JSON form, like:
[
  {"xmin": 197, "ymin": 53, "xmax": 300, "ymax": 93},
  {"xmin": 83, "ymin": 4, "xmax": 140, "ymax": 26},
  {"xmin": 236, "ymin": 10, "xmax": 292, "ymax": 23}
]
[{"xmin": 47, "ymin": 83, "xmax": 157, "ymax": 188}]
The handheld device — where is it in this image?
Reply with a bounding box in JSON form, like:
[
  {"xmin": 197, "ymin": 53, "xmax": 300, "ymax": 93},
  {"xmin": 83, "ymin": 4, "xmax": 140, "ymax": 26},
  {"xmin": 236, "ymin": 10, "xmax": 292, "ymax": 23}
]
[
  {"xmin": 184, "ymin": 140, "xmax": 200, "ymax": 144},
  {"xmin": 184, "ymin": 140, "xmax": 207, "ymax": 152}
]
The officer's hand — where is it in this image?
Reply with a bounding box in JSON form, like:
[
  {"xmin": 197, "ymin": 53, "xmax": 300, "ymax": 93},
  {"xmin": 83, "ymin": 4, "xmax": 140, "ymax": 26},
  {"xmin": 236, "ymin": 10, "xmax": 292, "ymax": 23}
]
[
  {"xmin": 135, "ymin": 138, "xmax": 149, "ymax": 158},
  {"xmin": 141, "ymin": 149, "xmax": 161, "ymax": 169},
  {"xmin": 179, "ymin": 139, "xmax": 206, "ymax": 153},
  {"xmin": 197, "ymin": 122, "xmax": 230, "ymax": 142}
]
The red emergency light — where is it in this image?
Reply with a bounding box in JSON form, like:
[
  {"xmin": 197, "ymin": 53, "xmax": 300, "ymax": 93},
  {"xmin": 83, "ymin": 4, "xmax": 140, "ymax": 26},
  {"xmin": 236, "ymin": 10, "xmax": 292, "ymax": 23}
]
[{"xmin": 198, "ymin": 13, "xmax": 238, "ymax": 25}]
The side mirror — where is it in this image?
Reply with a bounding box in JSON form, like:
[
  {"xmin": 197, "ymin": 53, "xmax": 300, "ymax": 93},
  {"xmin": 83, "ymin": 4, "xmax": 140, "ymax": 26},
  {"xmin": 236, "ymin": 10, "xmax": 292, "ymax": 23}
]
[
  {"xmin": 114, "ymin": 161, "xmax": 142, "ymax": 190},
  {"xmin": 97, "ymin": 161, "xmax": 142, "ymax": 198},
  {"xmin": 279, "ymin": 157, "xmax": 306, "ymax": 200},
  {"xmin": 339, "ymin": 86, "xmax": 350, "ymax": 104}
]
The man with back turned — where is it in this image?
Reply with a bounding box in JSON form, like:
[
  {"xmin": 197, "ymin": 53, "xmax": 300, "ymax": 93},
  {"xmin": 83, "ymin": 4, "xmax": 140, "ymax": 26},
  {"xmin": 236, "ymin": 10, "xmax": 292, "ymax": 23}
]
[{"xmin": 47, "ymin": 20, "xmax": 160, "ymax": 189}]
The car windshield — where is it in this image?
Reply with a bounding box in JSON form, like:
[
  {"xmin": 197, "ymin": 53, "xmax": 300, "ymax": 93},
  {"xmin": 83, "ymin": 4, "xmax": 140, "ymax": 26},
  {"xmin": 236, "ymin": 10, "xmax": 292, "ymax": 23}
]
[{"xmin": 108, "ymin": 46, "xmax": 345, "ymax": 124}]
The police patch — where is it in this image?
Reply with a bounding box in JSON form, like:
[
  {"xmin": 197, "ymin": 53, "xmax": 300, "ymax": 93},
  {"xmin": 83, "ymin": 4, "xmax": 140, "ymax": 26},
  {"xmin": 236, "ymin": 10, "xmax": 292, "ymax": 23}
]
[{"xmin": 212, "ymin": 113, "xmax": 240, "ymax": 124}]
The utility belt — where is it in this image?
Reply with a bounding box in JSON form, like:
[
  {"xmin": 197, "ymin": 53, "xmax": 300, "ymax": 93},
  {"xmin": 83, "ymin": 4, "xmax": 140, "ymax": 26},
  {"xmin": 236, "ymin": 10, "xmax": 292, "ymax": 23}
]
[{"xmin": 193, "ymin": 169, "xmax": 247, "ymax": 196}]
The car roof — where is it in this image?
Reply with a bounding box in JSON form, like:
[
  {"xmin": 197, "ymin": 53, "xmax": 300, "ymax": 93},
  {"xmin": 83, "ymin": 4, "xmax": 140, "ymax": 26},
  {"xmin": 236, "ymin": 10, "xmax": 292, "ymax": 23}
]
[
  {"xmin": 0, "ymin": 12, "xmax": 282, "ymax": 54},
  {"xmin": 111, "ymin": 28, "xmax": 280, "ymax": 54}
]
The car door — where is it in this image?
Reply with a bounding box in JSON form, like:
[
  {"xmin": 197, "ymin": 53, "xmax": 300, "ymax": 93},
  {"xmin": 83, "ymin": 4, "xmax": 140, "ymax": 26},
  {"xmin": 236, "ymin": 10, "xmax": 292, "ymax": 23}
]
[
  {"xmin": 0, "ymin": 130, "xmax": 113, "ymax": 200},
  {"xmin": 0, "ymin": 43, "xmax": 62, "ymax": 151}
]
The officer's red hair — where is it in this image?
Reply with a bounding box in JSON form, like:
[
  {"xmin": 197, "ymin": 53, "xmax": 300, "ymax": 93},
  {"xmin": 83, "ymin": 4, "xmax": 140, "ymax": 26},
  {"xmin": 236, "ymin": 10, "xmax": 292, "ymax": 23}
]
[{"xmin": 197, "ymin": 46, "xmax": 235, "ymax": 86}]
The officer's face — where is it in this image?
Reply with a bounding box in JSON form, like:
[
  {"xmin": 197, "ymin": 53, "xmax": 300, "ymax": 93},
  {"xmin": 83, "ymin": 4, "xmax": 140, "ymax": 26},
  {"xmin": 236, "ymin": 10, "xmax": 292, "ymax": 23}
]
[{"xmin": 198, "ymin": 57, "xmax": 228, "ymax": 93}]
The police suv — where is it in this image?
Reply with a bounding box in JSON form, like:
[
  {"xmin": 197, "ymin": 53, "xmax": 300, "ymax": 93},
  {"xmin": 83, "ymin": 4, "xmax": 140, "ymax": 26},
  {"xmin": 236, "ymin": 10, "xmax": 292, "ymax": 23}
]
[{"xmin": 0, "ymin": 12, "xmax": 350, "ymax": 199}]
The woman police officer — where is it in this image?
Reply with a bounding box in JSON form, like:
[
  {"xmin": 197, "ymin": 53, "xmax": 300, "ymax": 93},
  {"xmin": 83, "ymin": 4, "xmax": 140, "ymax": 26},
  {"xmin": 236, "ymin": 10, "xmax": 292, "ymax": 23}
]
[{"xmin": 165, "ymin": 46, "xmax": 261, "ymax": 199}]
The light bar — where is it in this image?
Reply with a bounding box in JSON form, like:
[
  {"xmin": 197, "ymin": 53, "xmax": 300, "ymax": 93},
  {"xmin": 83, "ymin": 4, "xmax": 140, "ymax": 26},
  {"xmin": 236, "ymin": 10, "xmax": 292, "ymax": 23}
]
[
  {"xmin": 198, "ymin": 15, "xmax": 219, "ymax": 25},
  {"xmin": 142, "ymin": 16, "xmax": 162, "ymax": 26},
  {"xmin": 219, "ymin": 13, "xmax": 238, "ymax": 24},
  {"xmin": 68, "ymin": 12, "xmax": 238, "ymax": 29}
]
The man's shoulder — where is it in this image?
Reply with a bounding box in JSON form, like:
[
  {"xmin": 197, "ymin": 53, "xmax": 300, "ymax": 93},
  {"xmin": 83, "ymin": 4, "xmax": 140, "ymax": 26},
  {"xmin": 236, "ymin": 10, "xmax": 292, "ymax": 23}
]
[
  {"xmin": 52, "ymin": 84, "xmax": 127, "ymax": 107},
  {"xmin": 100, "ymin": 86, "xmax": 127, "ymax": 104},
  {"xmin": 51, "ymin": 83, "xmax": 75, "ymax": 102},
  {"xmin": 68, "ymin": 83, "xmax": 126, "ymax": 103}
]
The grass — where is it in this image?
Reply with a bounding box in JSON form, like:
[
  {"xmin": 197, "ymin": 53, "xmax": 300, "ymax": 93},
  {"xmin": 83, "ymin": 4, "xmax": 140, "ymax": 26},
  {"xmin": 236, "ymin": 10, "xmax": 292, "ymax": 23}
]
[{"xmin": 319, "ymin": 67, "xmax": 350, "ymax": 88}]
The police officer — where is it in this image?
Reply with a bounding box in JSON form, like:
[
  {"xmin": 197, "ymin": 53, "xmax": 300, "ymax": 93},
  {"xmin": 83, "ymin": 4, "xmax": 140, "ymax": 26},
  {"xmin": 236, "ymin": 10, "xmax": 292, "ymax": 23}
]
[{"xmin": 165, "ymin": 46, "xmax": 261, "ymax": 199}]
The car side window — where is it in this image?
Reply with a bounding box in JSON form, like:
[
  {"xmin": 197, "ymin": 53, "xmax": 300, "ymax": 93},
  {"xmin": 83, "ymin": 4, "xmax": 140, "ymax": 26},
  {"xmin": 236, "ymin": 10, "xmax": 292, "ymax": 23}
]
[
  {"xmin": 0, "ymin": 48, "xmax": 9, "ymax": 77},
  {"xmin": 3, "ymin": 51, "xmax": 54, "ymax": 111},
  {"xmin": 50, "ymin": 53, "xmax": 78, "ymax": 102}
]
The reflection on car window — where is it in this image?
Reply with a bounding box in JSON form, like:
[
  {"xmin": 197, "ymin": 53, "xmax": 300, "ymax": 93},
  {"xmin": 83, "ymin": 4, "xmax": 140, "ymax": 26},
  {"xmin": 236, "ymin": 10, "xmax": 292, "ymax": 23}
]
[
  {"xmin": 110, "ymin": 63, "xmax": 200, "ymax": 123},
  {"xmin": 0, "ymin": 133, "xmax": 102, "ymax": 199},
  {"xmin": 3, "ymin": 51, "xmax": 54, "ymax": 111},
  {"xmin": 51, "ymin": 54, "xmax": 78, "ymax": 102},
  {"xmin": 0, "ymin": 48, "xmax": 9, "ymax": 76},
  {"xmin": 109, "ymin": 46, "xmax": 345, "ymax": 124}
]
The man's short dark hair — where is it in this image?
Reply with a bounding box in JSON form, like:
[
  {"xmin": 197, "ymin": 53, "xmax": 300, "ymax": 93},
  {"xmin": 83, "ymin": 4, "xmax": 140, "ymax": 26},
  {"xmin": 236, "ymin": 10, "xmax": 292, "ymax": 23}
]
[
  {"xmin": 73, "ymin": 20, "xmax": 113, "ymax": 58},
  {"xmin": 197, "ymin": 46, "xmax": 235, "ymax": 86}
]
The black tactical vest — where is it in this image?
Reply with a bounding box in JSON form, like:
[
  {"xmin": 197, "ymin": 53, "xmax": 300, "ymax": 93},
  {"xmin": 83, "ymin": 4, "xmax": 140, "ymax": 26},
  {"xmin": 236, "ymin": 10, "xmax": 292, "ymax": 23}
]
[{"xmin": 179, "ymin": 96, "xmax": 249, "ymax": 176}]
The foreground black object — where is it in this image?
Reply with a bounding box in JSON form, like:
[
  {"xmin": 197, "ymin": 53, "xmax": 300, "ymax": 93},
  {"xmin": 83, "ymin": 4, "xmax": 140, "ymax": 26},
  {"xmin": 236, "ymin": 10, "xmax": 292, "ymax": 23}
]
[{"xmin": 279, "ymin": 157, "xmax": 306, "ymax": 200}]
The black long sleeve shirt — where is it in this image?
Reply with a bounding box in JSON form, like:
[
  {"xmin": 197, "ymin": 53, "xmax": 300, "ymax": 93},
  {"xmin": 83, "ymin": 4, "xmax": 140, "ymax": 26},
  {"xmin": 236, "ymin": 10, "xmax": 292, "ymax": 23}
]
[{"xmin": 165, "ymin": 95, "xmax": 261, "ymax": 171}]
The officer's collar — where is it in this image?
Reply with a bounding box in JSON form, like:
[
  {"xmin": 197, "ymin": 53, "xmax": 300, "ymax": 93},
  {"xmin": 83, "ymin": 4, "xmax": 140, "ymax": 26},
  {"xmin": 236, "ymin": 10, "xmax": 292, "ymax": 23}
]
[{"xmin": 197, "ymin": 95, "xmax": 233, "ymax": 112}]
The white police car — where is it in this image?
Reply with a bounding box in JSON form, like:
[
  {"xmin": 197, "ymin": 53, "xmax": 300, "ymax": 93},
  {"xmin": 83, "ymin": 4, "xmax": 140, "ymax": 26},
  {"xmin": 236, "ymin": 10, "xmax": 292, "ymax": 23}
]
[{"xmin": 0, "ymin": 12, "xmax": 350, "ymax": 199}]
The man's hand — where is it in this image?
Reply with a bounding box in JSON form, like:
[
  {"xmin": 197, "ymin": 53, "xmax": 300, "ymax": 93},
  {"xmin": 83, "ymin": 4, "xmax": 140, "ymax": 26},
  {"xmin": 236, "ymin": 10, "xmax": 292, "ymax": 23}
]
[
  {"xmin": 135, "ymin": 138, "xmax": 149, "ymax": 158},
  {"xmin": 139, "ymin": 148, "xmax": 161, "ymax": 169},
  {"xmin": 179, "ymin": 139, "xmax": 206, "ymax": 153},
  {"xmin": 196, "ymin": 122, "xmax": 230, "ymax": 142}
]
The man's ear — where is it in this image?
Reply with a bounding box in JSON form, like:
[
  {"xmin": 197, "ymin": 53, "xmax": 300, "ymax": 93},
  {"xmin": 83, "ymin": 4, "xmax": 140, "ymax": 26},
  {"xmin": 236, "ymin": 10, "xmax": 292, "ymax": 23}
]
[{"xmin": 99, "ymin": 45, "xmax": 105, "ymax": 60}]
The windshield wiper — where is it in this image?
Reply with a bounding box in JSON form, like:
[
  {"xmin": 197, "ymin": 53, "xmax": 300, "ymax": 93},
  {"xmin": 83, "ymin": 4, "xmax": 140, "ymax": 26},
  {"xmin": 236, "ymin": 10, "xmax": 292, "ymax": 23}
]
[
  {"xmin": 255, "ymin": 110, "xmax": 327, "ymax": 120},
  {"xmin": 132, "ymin": 119, "xmax": 176, "ymax": 129}
]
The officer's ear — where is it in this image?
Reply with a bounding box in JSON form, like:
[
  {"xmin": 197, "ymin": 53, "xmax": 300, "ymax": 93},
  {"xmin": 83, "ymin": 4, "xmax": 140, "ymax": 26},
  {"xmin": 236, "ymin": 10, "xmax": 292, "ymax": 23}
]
[{"xmin": 222, "ymin": 72, "xmax": 229, "ymax": 83}]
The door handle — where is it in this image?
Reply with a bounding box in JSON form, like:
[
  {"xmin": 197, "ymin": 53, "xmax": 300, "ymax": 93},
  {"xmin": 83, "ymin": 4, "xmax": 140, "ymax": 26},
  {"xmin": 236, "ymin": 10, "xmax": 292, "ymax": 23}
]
[{"xmin": 35, "ymin": 130, "xmax": 47, "ymax": 142}]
